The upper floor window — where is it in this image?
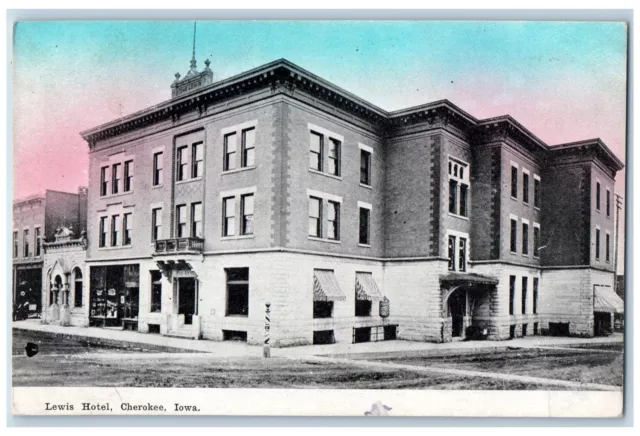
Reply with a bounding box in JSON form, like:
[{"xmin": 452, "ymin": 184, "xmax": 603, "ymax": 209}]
[
  {"xmin": 509, "ymin": 276, "xmax": 516, "ymax": 315},
  {"xmin": 595, "ymin": 227, "xmax": 601, "ymax": 260},
  {"xmin": 522, "ymin": 221, "xmax": 529, "ymax": 256},
  {"xmin": 23, "ymin": 229, "xmax": 29, "ymax": 258},
  {"xmin": 151, "ymin": 208, "xmax": 162, "ymax": 241},
  {"xmin": 533, "ymin": 224, "xmax": 541, "ymax": 258},
  {"xmin": 359, "ymin": 206, "xmax": 371, "ymax": 246},
  {"xmin": 534, "ymin": 175, "xmax": 541, "ymax": 209},
  {"xmin": 124, "ymin": 160, "xmax": 134, "ymax": 192},
  {"xmin": 241, "ymin": 128, "xmax": 256, "ymax": 168},
  {"xmin": 223, "ymin": 197, "xmax": 236, "ymax": 237},
  {"xmin": 99, "ymin": 217, "xmax": 107, "ymax": 248},
  {"xmin": 224, "ymin": 133, "xmax": 237, "ymax": 171},
  {"xmin": 521, "ymin": 277, "xmax": 528, "ymax": 314},
  {"xmin": 448, "ymin": 158, "xmax": 469, "ymax": 217},
  {"xmin": 112, "ymin": 163, "xmax": 121, "ymax": 195},
  {"xmin": 606, "ymin": 232, "xmax": 611, "ymax": 263},
  {"xmin": 13, "ymin": 231, "xmax": 18, "ymax": 258},
  {"xmin": 447, "ymin": 233, "xmax": 468, "ymax": 272},
  {"xmin": 191, "ymin": 202, "xmax": 203, "ymax": 238},
  {"xmin": 35, "ymin": 227, "xmax": 41, "ymax": 257},
  {"xmin": 458, "ymin": 237, "xmax": 467, "ymax": 272},
  {"xmin": 309, "ymin": 131, "xmax": 323, "ymax": 171},
  {"xmin": 596, "ymin": 181, "xmax": 601, "ymax": 211},
  {"xmin": 522, "ymin": 171, "xmax": 530, "ymax": 204},
  {"xmin": 360, "ymin": 149, "xmax": 372, "ymax": 186},
  {"xmin": 606, "ymin": 189, "xmax": 611, "ymax": 217},
  {"xmin": 153, "ymin": 152, "xmax": 163, "ymax": 186},
  {"xmin": 123, "ymin": 213, "xmax": 132, "ymax": 246},
  {"xmin": 176, "ymin": 205, "xmax": 187, "ymax": 238},
  {"xmin": 191, "ymin": 142, "xmax": 203, "ymax": 178},
  {"xmin": 240, "ymin": 194, "xmax": 254, "ymax": 236},
  {"xmin": 510, "ymin": 217, "xmax": 518, "ymax": 253},
  {"xmin": 510, "ymin": 165, "xmax": 518, "ymax": 199},
  {"xmin": 533, "ymin": 278, "xmax": 539, "ymax": 314},
  {"xmin": 308, "ymin": 196, "xmax": 322, "ymax": 238},
  {"xmin": 327, "ymin": 200, "xmax": 340, "ymax": 241},
  {"xmin": 100, "ymin": 166, "xmax": 109, "ymax": 196},
  {"xmin": 177, "ymin": 146, "xmax": 189, "ymax": 182},
  {"xmin": 111, "ymin": 215, "xmax": 120, "ymax": 247},
  {"xmin": 327, "ymin": 139, "xmax": 341, "ymax": 177}
]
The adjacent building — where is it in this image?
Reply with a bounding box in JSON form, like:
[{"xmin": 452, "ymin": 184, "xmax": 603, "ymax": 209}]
[
  {"xmin": 12, "ymin": 188, "xmax": 88, "ymax": 317},
  {"xmin": 75, "ymin": 57, "xmax": 624, "ymax": 345}
]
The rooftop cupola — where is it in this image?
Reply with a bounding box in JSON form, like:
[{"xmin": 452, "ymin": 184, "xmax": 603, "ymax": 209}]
[{"xmin": 170, "ymin": 22, "xmax": 213, "ymax": 98}]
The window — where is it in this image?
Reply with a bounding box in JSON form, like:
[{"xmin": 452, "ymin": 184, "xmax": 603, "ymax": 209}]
[
  {"xmin": 595, "ymin": 228, "xmax": 601, "ymax": 260},
  {"xmin": 533, "ymin": 278, "xmax": 539, "ymax": 314},
  {"xmin": 448, "ymin": 179, "xmax": 458, "ymax": 214},
  {"xmin": 534, "ymin": 176, "xmax": 541, "ymax": 208},
  {"xmin": 151, "ymin": 208, "xmax": 162, "ymax": 241},
  {"xmin": 458, "ymin": 237, "xmax": 467, "ymax": 272},
  {"xmin": 510, "ymin": 218, "xmax": 517, "ymax": 253},
  {"xmin": 226, "ymin": 268, "xmax": 249, "ymax": 316},
  {"xmin": 242, "ymin": 128, "xmax": 255, "ymax": 167},
  {"xmin": 176, "ymin": 205, "xmax": 187, "ymax": 238},
  {"xmin": 191, "ymin": 203, "xmax": 203, "ymax": 238},
  {"xmin": 522, "ymin": 277, "xmax": 528, "ymax": 314},
  {"xmin": 360, "ymin": 149, "xmax": 372, "ymax": 185},
  {"xmin": 522, "ymin": 172, "xmax": 530, "ymax": 204},
  {"xmin": 240, "ymin": 194, "xmax": 254, "ymax": 236},
  {"xmin": 73, "ymin": 268, "xmax": 83, "ymax": 308},
  {"xmin": 355, "ymin": 296, "xmax": 372, "ymax": 317},
  {"xmin": 448, "ymin": 235, "xmax": 456, "ymax": 271},
  {"xmin": 313, "ymin": 301, "xmax": 333, "ymax": 319},
  {"xmin": 359, "ymin": 207, "xmax": 370, "ymax": 245},
  {"xmin": 191, "ymin": 142, "xmax": 203, "ymax": 178},
  {"xmin": 111, "ymin": 215, "xmax": 119, "ymax": 246},
  {"xmin": 224, "ymin": 133, "xmax": 237, "ymax": 171},
  {"xmin": 100, "ymin": 166, "xmax": 109, "ymax": 196},
  {"xmin": 309, "ymin": 131, "xmax": 323, "ymax": 171},
  {"xmin": 606, "ymin": 189, "xmax": 611, "ymax": 217},
  {"xmin": 327, "ymin": 201, "xmax": 340, "ymax": 240},
  {"xmin": 448, "ymin": 159, "xmax": 469, "ymax": 217},
  {"xmin": 124, "ymin": 160, "xmax": 134, "ymax": 192},
  {"xmin": 596, "ymin": 182, "xmax": 601, "ymax": 211},
  {"xmin": 606, "ymin": 232, "xmax": 611, "ymax": 263},
  {"xmin": 522, "ymin": 222, "xmax": 529, "ymax": 255},
  {"xmin": 112, "ymin": 163, "xmax": 121, "ymax": 194},
  {"xmin": 308, "ymin": 197, "xmax": 322, "ymax": 237},
  {"xmin": 153, "ymin": 152, "xmax": 163, "ymax": 186},
  {"xmin": 177, "ymin": 145, "xmax": 188, "ymax": 181},
  {"xmin": 23, "ymin": 229, "xmax": 29, "ymax": 258},
  {"xmin": 13, "ymin": 231, "xmax": 18, "ymax": 258},
  {"xmin": 533, "ymin": 225, "xmax": 540, "ymax": 258},
  {"xmin": 511, "ymin": 165, "xmax": 518, "ymax": 198},
  {"xmin": 99, "ymin": 217, "xmax": 107, "ymax": 247},
  {"xmin": 35, "ymin": 228, "xmax": 41, "ymax": 257},
  {"xmin": 509, "ymin": 276, "xmax": 516, "ymax": 315},
  {"xmin": 223, "ymin": 197, "xmax": 236, "ymax": 237},
  {"xmin": 150, "ymin": 270, "xmax": 162, "ymax": 313},
  {"xmin": 123, "ymin": 213, "xmax": 132, "ymax": 245},
  {"xmin": 328, "ymin": 138, "xmax": 341, "ymax": 176}
]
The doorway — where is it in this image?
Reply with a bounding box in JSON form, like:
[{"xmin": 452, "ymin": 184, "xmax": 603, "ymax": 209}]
[
  {"xmin": 178, "ymin": 278, "xmax": 197, "ymax": 325},
  {"xmin": 449, "ymin": 291, "xmax": 466, "ymax": 338}
]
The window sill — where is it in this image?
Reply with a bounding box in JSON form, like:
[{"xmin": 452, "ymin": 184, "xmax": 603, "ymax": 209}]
[
  {"xmin": 522, "ymin": 253, "xmax": 529, "ymax": 257},
  {"xmin": 97, "ymin": 246, "xmax": 133, "ymax": 251},
  {"xmin": 222, "ymin": 166, "xmax": 256, "ymax": 175},
  {"xmin": 176, "ymin": 177, "xmax": 203, "ymax": 185},
  {"xmin": 100, "ymin": 191, "xmax": 133, "ymax": 200},
  {"xmin": 358, "ymin": 243, "xmax": 371, "ymax": 248},
  {"xmin": 510, "ymin": 196, "xmax": 518, "ymax": 202},
  {"xmin": 313, "ymin": 317, "xmax": 334, "ymax": 320},
  {"xmin": 534, "ymin": 206, "xmax": 541, "ymax": 211},
  {"xmin": 308, "ymin": 236, "xmax": 341, "ymax": 244},
  {"xmin": 152, "ymin": 184, "xmax": 164, "ymax": 189},
  {"xmin": 355, "ymin": 315, "xmax": 373, "ymax": 318},
  {"xmin": 225, "ymin": 314, "xmax": 249, "ymax": 318},
  {"xmin": 221, "ymin": 235, "xmax": 255, "ymax": 241},
  {"xmin": 448, "ymin": 212, "xmax": 469, "ymax": 221},
  {"xmin": 359, "ymin": 183, "xmax": 372, "ymax": 190},
  {"xmin": 509, "ymin": 251, "xmax": 518, "ymax": 255},
  {"xmin": 309, "ymin": 168, "xmax": 342, "ymax": 181}
]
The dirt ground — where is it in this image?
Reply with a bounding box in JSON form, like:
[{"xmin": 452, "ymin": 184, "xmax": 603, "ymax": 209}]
[{"xmin": 11, "ymin": 330, "xmax": 623, "ymax": 390}]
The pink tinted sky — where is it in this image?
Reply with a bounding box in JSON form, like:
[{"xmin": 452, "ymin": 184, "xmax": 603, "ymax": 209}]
[{"xmin": 12, "ymin": 21, "xmax": 627, "ymax": 270}]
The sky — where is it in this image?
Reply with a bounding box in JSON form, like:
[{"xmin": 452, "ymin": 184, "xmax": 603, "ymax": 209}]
[{"xmin": 11, "ymin": 21, "xmax": 628, "ymax": 271}]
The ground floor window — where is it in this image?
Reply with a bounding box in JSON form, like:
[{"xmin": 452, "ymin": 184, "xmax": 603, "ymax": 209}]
[
  {"xmin": 150, "ymin": 271, "xmax": 162, "ymax": 313},
  {"xmin": 89, "ymin": 264, "xmax": 140, "ymax": 327},
  {"xmin": 73, "ymin": 268, "xmax": 83, "ymax": 308},
  {"xmin": 313, "ymin": 300, "xmax": 333, "ymax": 318},
  {"xmin": 354, "ymin": 327, "xmax": 372, "ymax": 343},
  {"xmin": 509, "ymin": 324, "xmax": 516, "ymax": 339},
  {"xmin": 223, "ymin": 330, "xmax": 247, "ymax": 341},
  {"xmin": 226, "ymin": 268, "xmax": 249, "ymax": 316},
  {"xmin": 355, "ymin": 298, "xmax": 372, "ymax": 317},
  {"xmin": 313, "ymin": 330, "xmax": 335, "ymax": 345},
  {"xmin": 522, "ymin": 323, "xmax": 528, "ymax": 336}
]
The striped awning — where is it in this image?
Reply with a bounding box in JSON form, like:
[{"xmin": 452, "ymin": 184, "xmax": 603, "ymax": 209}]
[
  {"xmin": 594, "ymin": 286, "xmax": 624, "ymax": 314},
  {"xmin": 313, "ymin": 270, "xmax": 346, "ymax": 302},
  {"xmin": 355, "ymin": 273, "xmax": 385, "ymax": 302}
]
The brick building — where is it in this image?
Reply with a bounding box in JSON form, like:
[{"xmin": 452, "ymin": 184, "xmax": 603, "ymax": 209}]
[
  {"xmin": 12, "ymin": 188, "xmax": 88, "ymax": 317},
  {"xmin": 77, "ymin": 57, "xmax": 624, "ymax": 345}
]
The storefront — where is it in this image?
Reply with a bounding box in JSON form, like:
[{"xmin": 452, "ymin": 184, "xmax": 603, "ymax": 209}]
[
  {"xmin": 13, "ymin": 263, "xmax": 43, "ymax": 319},
  {"xmin": 90, "ymin": 264, "xmax": 140, "ymax": 329}
]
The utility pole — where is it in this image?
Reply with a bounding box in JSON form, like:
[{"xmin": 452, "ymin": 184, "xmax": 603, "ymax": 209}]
[{"xmin": 614, "ymin": 194, "xmax": 623, "ymax": 295}]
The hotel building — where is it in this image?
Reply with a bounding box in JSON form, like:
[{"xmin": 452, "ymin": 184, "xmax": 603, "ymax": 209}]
[{"xmin": 74, "ymin": 57, "xmax": 623, "ymax": 345}]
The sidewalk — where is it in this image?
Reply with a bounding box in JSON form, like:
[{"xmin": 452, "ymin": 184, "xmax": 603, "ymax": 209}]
[{"xmin": 13, "ymin": 319, "xmax": 623, "ymax": 358}]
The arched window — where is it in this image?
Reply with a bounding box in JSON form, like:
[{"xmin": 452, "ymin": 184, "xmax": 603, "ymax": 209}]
[
  {"xmin": 52, "ymin": 275, "xmax": 62, "ymax": 306},
  {"xmin": 73, "ymin": 268, "xmax": 83, "ymax": 308}
]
